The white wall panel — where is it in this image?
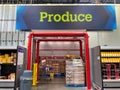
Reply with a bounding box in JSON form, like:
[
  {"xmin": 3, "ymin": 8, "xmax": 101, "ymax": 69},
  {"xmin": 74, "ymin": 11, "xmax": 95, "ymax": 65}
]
[
  {"xmin": 0, "ymin": 4, "xmax": 120, "ymax": 47},
  {"xmin": 13, "ymin": 21, "xmax": 16, "ymax": 31},
  {"xmin": 0, "ymin": 5, "xmax": 3, "ymax": 19},
  {"xmin": 2, "ymin": 5, "xmax": 9, "ymax": 20},
  {"xmin": 7, "ymin": 21, "xmax": 13, "ymax": 31},
  {"xmin": 0, "ymin": 21, "xmax": 2, "ymax": 30},
  {"xmin": 97, "ymin": 5, "xmax": 120, "ymax": 46},
  {"xmin": 5, "ymin": 21, "xmax": 16, "ymax": 31},
  {"xmin": 14, "ymin": 5, "xmax": 17, "ymax": 20},
  {"xmin": 1, "ymin": 21, "xmax": 8, "ymax": 31},
  {"xmin": 99, "ymin": 31, "xmax": 120, "ymax": 46},
  {"xmin": 0, "ymin": 5, "xmax": 17, "ymax": 32},
  {"xmin": 8, "ymin": 5, "xmax": 16, "ymax": 19},
  {"xmin": 87, "ymin": 32, "xmax": 98, "ymax": 48}
]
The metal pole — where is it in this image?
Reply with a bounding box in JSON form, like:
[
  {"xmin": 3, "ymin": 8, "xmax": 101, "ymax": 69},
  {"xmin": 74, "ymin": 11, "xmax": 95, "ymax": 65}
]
[
  {"xmin": 36, "ymin": 40, "xmax": 39, "ymax": 82},
  {"xmin": 27, "ymin": 34, "xmax": 32, "ymax": 70},
  {"xmin": 85, "ymin": 34, "xmax": 91, "ymax": 90}
]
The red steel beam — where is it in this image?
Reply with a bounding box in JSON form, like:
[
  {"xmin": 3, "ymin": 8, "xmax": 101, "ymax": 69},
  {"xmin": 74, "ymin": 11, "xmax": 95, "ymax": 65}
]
[
  {"xmin": 34, "ymin": 40, "xmax": 38, "ymax": 82},
  {"xmin": 37, "ymin": 39, "xmax": 81, "ymax": 42},
  {"xmin": 84, "ymin": 34, "xmax": 91, "ymax": 90},
  {"xmin": 36, "ymin": 41, "xmax": 39, "ymax": 64},
  {"xmin": 36, "ymin": 40, "xmax": 39, "ymax": 82},
  {"xmin": 27, "ymin": 33, "xmax": 32, "ymax": 70},
  {"xmin": 29, "ymin": 32, "xmax": 88, "ymax": 37},
  {"xmin": 27, "ymin": 32, "xmax": 91, "ymax": 90}
]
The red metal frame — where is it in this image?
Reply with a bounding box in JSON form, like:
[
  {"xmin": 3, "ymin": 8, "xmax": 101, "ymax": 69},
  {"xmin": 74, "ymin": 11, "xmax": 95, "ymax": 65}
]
[
  {"xmin": 27, "ymin": 34, "xmax": 32, "ymax": 70},
  {"xmin": 35, "ymin": 39, "xmax": 83, "ymax": 83},
  {"xmin": 37, "ymin": 39, "xmax": 81, "ymax": 41},
  {"xmin": 36, "ymin": 40, "xmax": 39, "ymax": 64},
  {"xmin": 27, "ymin": 32, "xmax": 91, "ymax": 90},
  {"xmin": 36, "ymin": 40, "xmax": 39, "ymax": 81}
]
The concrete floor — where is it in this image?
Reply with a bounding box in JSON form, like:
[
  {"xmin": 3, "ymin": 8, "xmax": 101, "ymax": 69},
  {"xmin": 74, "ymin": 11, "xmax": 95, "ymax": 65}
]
[
  {"xmin": 32, "ymin": 77, "xmax": 120, "ymax": 90},
  {"xmin": 32, "ymin": 77, "xmax": 86, "ymax": 90},
  {"xmin": 0, "ymin": 77, "xmax": 119, "ymax": 90},
  {"xmin": 32, "ymin": 83, "xmax": 86, "ymax": 90}
]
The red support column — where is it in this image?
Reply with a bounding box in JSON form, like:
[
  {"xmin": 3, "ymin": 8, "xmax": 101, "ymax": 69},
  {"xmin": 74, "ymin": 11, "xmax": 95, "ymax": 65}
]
[
  {"xmin": 27, "ymin": 34, "xmax": 32, "ymax": 70},
  {"xmin": 36, "ymin": 41, "xmax": 40, "ymax": 82},
  {"xmin": 84, "ymin": 34, "xmax": 91, "ymax": 90},
  {"xmin": 36, "ymin": 41, "xmax": 39, "ymax": 65}
]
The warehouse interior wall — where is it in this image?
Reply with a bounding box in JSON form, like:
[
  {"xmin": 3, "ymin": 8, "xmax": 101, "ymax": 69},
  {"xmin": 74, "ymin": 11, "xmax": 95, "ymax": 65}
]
[
  {"xmin": 0, "ymin": 4, "xmax": 119, "ymax": 89},
  {"xmin": 0, "ymin": 4, "xmax": 120, "ymax": 48},
  {"xmin": 88, "ymin": 4, "xmax": 120, "ymax": 48},
  {"xmin": 0, "ymin": 5, "xmax": 16, "ymax": 31}
]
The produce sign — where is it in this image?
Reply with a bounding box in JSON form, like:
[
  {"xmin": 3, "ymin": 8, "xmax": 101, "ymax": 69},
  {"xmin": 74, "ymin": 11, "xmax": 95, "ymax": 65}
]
[
  {"xmin": 39, "ymin": 11, "xmax": 92, "ymax": 23},
  {"xmin": 16, "ymin": 5, "xmax": 116, "ymax": 30}
]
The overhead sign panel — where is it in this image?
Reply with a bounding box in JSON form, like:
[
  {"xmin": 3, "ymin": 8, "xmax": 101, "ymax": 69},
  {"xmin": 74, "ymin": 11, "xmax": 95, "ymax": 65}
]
[{"xmin": 16, "ymin": 5, "xmax": 116, "ymax": 30}]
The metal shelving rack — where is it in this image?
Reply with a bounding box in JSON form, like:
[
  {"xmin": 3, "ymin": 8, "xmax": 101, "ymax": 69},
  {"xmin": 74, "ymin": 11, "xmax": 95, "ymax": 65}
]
[
  {"xmin": 0, "ymin": 47, "xmax": 17, "ymax": 88},
  {"xmin": 92, "ymin": 46, "xmax": 120, "ymax": 90},
  {"xmin": 101, "ymin": 46, "xmax": 120, "ymax": 88}
]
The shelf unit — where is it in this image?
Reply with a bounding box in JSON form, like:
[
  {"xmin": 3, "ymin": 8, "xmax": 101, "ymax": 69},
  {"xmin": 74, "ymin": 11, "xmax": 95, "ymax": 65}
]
[
  {"xmin": 100, "ymin": 46, "xmax": 120, "ymax": 88},
  {"xmin": 0, "ymin": 47, "xmax": 17, "ymax": 88},
  {"xmin": 92, "ymin": 46, "xmax": 120, "ymax": 89}
]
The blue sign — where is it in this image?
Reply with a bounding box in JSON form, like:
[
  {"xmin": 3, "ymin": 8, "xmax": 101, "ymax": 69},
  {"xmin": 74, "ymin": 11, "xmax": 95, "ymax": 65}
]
[
  {"xmin": 16, "ymin": 5, "xmax": 116, "ymax": 30},
  {"xmin": 18, "ymin": 48, "xmax": 23, "ymax": 53}
]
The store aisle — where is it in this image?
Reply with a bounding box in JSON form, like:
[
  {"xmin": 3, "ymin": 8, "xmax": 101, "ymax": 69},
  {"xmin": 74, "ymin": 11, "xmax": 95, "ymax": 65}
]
[{"xmin": 32, "ymin": 77, "xmax": 86, "ymax": 90}]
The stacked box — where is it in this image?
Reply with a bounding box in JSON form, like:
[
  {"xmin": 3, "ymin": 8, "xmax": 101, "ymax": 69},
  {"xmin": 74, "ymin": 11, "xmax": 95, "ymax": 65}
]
[
  {"xmin": 66, "ymin": 59, "xmax": 85, "ymax": 86},
  {"xmin": 66, "ymin": 61, "xmax": 73, "ymax": 84},
  {"xmin": 73, "ymin": 69, "xmax": 85, "ymax": 84},
  {"xmin": 39, "ymin": 60, "xmax": 66, "ymax": 75},
  {"xmin": 66, "ymin": 71, "xmax": 74, "ymax": 84},
  {"xmin": 66, "ymin": 64, "xmax": 74, "ymax": 84}
]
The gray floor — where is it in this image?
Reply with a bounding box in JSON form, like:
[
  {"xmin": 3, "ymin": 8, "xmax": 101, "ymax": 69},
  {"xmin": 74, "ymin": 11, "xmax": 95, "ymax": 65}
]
[
  {"xmin": 32, "ymin": 77, "xmax": 86, "ymax": 90},
  {"xmin": 32, "ymin": 77, "xmax": 120, "ymax": 90},
  {"xmin": 0, "ymin": 77, "xmax": 119, "ymax": 90}
]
